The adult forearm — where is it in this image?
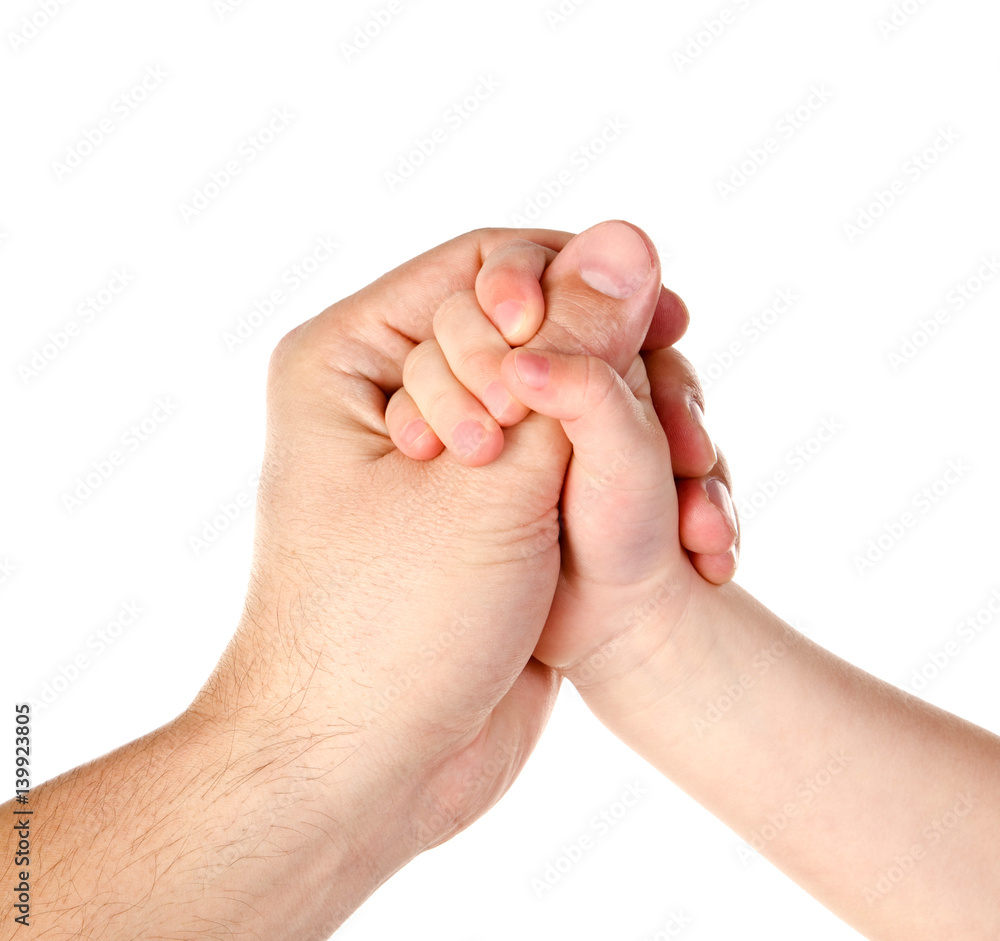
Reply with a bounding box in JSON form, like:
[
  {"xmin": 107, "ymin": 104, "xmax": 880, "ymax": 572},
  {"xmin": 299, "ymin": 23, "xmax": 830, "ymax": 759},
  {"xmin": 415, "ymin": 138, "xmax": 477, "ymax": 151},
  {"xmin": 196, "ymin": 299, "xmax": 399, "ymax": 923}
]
[
  {"xmin": 579, "ymin": 581, "xmax": 1000, "ymax": 939},
  {"xmin": 2, "ymin": 704, "xmax": 418, "ymax": 940}
]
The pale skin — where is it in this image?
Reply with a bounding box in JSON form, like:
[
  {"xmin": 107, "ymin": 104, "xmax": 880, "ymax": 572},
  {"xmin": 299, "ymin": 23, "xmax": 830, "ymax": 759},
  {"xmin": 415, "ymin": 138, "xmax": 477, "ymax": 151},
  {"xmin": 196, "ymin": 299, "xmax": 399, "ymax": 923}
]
[
  {"xmin": 2, "ymin": 223, "xmax": 738, "ymax": 939},
  {"xmin": 395, "ymin": 233, "xmax": 1000, "ymax": 938}
]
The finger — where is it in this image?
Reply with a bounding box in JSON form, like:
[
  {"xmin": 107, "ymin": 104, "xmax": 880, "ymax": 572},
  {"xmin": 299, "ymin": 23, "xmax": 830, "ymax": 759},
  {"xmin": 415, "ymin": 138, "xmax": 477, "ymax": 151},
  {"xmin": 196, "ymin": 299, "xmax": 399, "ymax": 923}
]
[
  {"xmin": 676, "ymin": 477, "xmax": 737, "ymax": 555},
  {"xmin": 687, "ymin": 546, "xmax": 739, "ymax": 586},
  {"xmin": 678, "ymin": 449, "xmax": 741, "ymax": 585},
  {"xmin": 530, "ymin": 220, "xmax": 663, "ymax": 377},
  {"xmin": 632, "ymin": 341, "xmax": 742, "ymax": 584},
  {"xmin": 642, "ymin": 286, "xmax": 691, "ymax": 351},
  {"xmin": 642, "ymin": 346, "xmax": 717, "ymax": 478},
  {"xmin": 708, "ymin": 447, "xmax": 740, "ymax": 570},
  {"xmin": 500, "ymin": 346, "xmax": 667, "ymax": 493},
  {"xmin": 277, "ymin": 227, "xmax": 577, "ymax": 405},
  {"xmin": 477, "ymin": 240, "xmax": 689, "ymax": 353},
  {"xmin": 706, "ymin": 446, "xmax": 736, "ymax": 518},
  {"xmin": 385, "ymin": 386, "xmax": 445, "ymax": 461},
  {"xmin": 403, "ymin": 322, "xmax": 504, "ymax": 467},
  {"xmin": 475, "ymin": 239, "xmax": 556, "ymax": 346},
  {"xmin": 433, "ymin": 290, "xmax": 531, "ymax": 427}
]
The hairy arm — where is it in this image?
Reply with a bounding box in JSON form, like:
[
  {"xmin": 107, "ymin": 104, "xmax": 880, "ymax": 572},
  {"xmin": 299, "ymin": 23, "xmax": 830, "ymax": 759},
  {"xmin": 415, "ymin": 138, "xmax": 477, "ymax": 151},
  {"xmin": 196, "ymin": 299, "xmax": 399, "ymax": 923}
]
[{"xmin": 2, "ymin": 704, "xmax": 419, "ymax": 940}]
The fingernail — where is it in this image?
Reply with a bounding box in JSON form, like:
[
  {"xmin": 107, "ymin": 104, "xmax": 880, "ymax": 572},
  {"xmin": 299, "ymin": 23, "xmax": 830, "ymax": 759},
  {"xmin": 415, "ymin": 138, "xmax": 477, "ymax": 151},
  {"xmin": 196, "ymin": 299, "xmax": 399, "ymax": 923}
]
[
  {"xmin": 706, "ymin": 478, "xmax": 738, "ymax": 538},
  {"xmin": 483, "ymin": 381, "xmax": 512, "ymax": 421},
  {"xmin": 688, "ymin": 399, "xmax": 718, "ymax": 465},
  {"xmin": 578, "ymin": 222, "xmax": 652, "ymax": 298},
  {"xmin": 494, "ymin": 299, "xmax": 526, "ymax": 337},
  {"xmin": 401, "ymin": 419, "xmax": 431, "ymax": 449},
  {"xmin": 513, "ymin": 349, "xmax": 551, "ymax": 389},
  {"xmin": 453, "ymin": 420, "xmax": 485, "ymax": 457}
]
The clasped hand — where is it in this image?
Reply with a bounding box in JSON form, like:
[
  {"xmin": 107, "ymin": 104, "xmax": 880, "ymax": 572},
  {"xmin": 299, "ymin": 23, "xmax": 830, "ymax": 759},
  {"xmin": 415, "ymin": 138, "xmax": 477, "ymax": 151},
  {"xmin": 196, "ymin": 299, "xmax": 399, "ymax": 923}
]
[{"xmin": 191, "ymin": 222, "xmax": 737, "ymax": 886}]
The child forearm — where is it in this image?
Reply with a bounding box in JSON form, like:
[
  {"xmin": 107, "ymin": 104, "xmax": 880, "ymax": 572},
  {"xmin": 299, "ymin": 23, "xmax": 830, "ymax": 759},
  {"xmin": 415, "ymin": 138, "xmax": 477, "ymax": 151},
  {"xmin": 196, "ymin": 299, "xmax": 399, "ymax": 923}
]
[{"xmin": 578, "ymin": 581, "xmax": 1000, "ymax": 940}]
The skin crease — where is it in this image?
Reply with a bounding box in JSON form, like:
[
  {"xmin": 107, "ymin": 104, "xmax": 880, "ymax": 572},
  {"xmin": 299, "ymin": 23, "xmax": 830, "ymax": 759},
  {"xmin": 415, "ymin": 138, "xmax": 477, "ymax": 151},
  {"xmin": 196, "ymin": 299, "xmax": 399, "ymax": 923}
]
[
  {"xmin": 0, "ymin": 224, "xmax": 739, "ymax": 941},
  {"xmin": 196, "ymin": 221, "xmax": 698, "ymax": 835},
  {"xmin": 392, "ymin": 243, "xmax": 1000, "ymax": 938},
  {"xmin": 387, "ymin": 315, "xmax": 740, "ymax": 679},
  {"xmin": 197, "ymin": 220, "xmax": 736, "ymax": 890}
]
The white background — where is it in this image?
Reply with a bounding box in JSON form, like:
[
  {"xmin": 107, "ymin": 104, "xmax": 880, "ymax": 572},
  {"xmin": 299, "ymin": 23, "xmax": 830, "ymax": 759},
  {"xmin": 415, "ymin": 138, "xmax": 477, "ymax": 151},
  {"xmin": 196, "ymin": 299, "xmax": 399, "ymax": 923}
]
[{"xmin": 3, "ymin": 0, "xmax": 999, "ymax": 937}]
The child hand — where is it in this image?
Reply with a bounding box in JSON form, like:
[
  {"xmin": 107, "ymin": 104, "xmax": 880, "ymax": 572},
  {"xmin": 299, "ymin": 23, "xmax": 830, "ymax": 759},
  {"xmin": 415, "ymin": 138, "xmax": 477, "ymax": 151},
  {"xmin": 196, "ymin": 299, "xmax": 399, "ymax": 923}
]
[
  {"xmin": 384, "ymin": 224, "xmax": 738, "ymax": 686},
  {"xmin": 500, "ymin": 344, "xmax": 732, "ymax": 684}
]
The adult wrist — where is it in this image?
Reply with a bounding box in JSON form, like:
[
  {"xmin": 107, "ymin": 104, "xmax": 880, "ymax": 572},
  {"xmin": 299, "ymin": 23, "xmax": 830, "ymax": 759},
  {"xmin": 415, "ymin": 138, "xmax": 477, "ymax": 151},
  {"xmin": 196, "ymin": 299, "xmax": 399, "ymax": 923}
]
[{"xmin": 177, "ymin": 695, "xmax": 427, "ymax": 936}]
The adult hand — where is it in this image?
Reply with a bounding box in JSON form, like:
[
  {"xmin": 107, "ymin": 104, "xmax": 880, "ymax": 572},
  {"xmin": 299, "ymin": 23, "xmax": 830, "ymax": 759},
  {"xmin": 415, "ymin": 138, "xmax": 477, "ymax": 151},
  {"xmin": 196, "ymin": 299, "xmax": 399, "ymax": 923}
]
[
  {"xmin": 196, "ymin": 222, "xmax": 675, "ymax": 857},
  {"xmin": 6, "ymin": 224, "xmax": 727, "ymax": 940}
]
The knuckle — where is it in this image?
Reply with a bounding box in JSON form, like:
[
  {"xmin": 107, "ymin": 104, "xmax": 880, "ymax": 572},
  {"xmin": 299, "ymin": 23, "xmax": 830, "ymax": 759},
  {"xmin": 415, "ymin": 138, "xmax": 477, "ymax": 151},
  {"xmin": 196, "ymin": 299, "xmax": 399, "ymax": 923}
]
[
  {"xmin": 581, "ymin": 356, "xmax": 617, "ymax": 413},
  {"xmin": 433, "ymin": 290, "xmax": 477, "ymax": 334},
  {"xmin": 466, "ymin": 226, "xmax": 510, "ymax": 262},
  {"xmin": 267, "ymin": 321, "xmax": 310, "ymax": 389},
  {"xmin": 383, "ymin": 387, "xmax": 409, "ymax": 423},
  {"xmin": 495, "ymin": 237, "xmax": 544, "ymax": 261},
  {"xmin": 552, "ymin": 289, "xmax": 623, "ymax": 355},
  {"xmin": 402, "ymin": 338, "xmax": 441, "ymax": 386},
  {"xmin": 645, "ymin": 349, "xmax": 704, "ymax": 407},
  {"xmin": 623, "ymin": 355, "xmax": 651, "ymax": 397},
  {"xmin": 454, "ymin": 345, "xmax": 496, "ymax": 386},
  {"xmin": 467, "ymin": 225, "xmax": 504, "ymax": 242}
]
